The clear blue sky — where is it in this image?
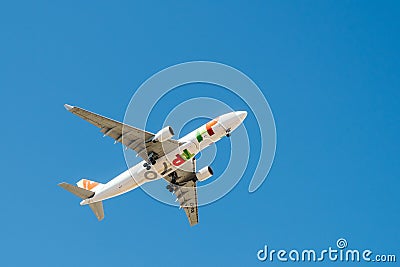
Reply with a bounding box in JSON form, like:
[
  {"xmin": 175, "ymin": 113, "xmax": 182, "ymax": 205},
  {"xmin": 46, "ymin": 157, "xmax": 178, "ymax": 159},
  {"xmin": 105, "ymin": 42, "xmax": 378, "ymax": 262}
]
[{"xmin": 1, "ymin": 1, "xmax": 399, "ymax": 266}]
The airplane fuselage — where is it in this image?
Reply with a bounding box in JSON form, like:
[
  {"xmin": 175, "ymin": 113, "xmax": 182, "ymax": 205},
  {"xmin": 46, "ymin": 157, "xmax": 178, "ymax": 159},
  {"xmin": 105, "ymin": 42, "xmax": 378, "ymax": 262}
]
[{"xmin": 80, "ymin": 111, "xmax": 246, "ymax": 206}]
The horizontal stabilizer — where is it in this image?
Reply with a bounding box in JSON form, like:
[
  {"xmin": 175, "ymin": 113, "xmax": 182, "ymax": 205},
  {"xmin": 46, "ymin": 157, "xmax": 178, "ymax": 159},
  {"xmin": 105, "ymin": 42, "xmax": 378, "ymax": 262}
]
[
  {"xmin": 58, "ymin": 182, "xmax": 94, "ymax": 199},
  {"xmin": 89, "ymin": 201, "xmax": 104, "ymax": 221}
]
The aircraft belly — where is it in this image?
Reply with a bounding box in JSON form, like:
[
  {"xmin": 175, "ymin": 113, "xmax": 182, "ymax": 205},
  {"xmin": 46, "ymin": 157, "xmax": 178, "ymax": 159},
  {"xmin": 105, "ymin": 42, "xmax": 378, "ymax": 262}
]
[{"xmin": 89, "ymin": 137, "xmax": 216, "ymax": 203}]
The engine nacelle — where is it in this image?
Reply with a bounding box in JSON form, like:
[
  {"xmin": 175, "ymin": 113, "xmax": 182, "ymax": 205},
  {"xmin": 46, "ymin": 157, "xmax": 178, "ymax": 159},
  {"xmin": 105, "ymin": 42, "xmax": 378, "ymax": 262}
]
[
  {"xmin": 196, "ymin": 166, "xmax": 214, "ymax": 182},
  {"xmin": 153, "ymin": 126, "xmax": 174, "ymax": 142}
]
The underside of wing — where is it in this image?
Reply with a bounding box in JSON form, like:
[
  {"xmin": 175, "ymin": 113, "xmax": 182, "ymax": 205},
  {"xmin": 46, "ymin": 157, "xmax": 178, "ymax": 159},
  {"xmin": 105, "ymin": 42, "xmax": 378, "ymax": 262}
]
[
  {"xmin": 64, "ymin": 104, "xmax": 180, "ymax": 160},
  {"xmin": 172, "ymin": 180, "xmax": 199, "ymax": 226},
  {"xmin": 165, "ymin": 159, "xmax": 199, "ymax": 226}
]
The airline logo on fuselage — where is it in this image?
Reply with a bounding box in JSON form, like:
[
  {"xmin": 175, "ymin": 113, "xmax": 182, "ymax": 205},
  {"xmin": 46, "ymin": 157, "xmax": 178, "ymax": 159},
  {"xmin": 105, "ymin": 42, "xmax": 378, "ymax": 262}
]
[
  {"xmin": 196, "ymin": 119, "xmax": 217, "ymax": 142},
  {"xmin": 172, "ymin": 119, "xmax": 218, "ymax": 167},
  {"xmin": 172, "ymin": 149, "xmax": 195, "ymax": 166}
]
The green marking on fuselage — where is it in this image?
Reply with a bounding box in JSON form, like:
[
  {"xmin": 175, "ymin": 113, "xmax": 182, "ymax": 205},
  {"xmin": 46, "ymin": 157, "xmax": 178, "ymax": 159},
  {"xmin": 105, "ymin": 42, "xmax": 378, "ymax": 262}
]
[
  {"xmin": 182, "ymin": 149, "xmax": 195, "ymax": 160},
  {"xmin": 196, "ymin": 131, "xmax": 203, "ymax": 142}
]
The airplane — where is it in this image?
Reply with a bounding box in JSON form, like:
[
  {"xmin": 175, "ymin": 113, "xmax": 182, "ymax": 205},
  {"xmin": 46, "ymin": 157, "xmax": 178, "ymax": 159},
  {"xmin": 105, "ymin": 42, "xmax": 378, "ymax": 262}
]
[{"xmin": 59, "ymin": 104, "xmax": 247, "ymax": 226}]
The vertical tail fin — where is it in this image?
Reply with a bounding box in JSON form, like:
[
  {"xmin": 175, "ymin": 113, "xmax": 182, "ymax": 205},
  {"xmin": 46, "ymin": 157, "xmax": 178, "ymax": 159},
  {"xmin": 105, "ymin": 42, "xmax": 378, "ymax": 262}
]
[{"xmin": 76, "ymin": 179, "xmax": 103, "ymax": 192}]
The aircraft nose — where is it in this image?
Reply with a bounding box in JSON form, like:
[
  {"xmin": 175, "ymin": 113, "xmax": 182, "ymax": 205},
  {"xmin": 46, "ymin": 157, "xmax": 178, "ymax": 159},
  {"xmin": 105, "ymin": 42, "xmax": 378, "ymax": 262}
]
[{"xmin": 235, "ymin": 111, "xmax": 247, "ymax": 122}]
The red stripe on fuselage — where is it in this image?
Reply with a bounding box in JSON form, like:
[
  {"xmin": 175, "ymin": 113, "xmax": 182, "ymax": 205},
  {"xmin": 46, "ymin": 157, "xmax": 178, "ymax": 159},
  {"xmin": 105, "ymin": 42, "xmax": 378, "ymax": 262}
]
[{"xmin": 206, "ymin": 120, "xmax": 218, "ymax": 136}]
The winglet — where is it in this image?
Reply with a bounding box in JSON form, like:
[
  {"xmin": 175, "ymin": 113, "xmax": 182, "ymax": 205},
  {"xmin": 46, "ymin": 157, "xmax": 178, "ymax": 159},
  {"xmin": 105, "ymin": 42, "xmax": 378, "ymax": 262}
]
[{"xmin": 64, "ymin": 104, "xmax": 74, "ymax": 111}]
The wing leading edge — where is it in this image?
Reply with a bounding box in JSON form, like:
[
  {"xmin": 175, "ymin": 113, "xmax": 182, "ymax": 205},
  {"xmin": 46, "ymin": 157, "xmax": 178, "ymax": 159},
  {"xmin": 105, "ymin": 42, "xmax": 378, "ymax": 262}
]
[{"xmin": 64, "ymin": 104, "xmax": 181, "ymax": 160}]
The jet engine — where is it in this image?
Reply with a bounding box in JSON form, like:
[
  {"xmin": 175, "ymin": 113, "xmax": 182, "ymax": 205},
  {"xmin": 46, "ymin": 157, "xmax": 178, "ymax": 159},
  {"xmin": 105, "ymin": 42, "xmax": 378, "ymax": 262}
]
[
  {"xmin": 153, "ymin": 126, "xmax": 175, "ymax": 142},
  {"xmin": 196, "ymin": 166, "xmax": 214, "ymax": 182}
]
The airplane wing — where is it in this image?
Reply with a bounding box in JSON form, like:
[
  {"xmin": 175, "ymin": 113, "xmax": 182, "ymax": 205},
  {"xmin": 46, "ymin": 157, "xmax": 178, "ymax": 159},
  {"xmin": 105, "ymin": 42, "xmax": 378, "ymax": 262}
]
[
  {"xmin": 64, "ymin": 104, "xmax": 181, "ymax": 161},
  {"xmin": 165, "ymin": 159, "xmax": 199, "ymax": 226}
]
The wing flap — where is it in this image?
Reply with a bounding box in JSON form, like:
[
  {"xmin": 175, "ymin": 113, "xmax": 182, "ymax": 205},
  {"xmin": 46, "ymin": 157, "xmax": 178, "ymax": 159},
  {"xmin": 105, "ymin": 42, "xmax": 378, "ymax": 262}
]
[
  {"xmin": 166, "ymin": 159, "xmax": 199, "ymax": 226},
  {"xmin": 176, "ymin": 180, "xmax": 198, "ymax": 226}
]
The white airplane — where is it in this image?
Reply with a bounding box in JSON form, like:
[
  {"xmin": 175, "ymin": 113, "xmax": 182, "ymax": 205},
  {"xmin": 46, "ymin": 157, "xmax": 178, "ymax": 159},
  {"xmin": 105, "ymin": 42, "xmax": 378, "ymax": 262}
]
[{"xmin": 59, "ymin": 104, "xmax": 247, "ymax": 226}]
